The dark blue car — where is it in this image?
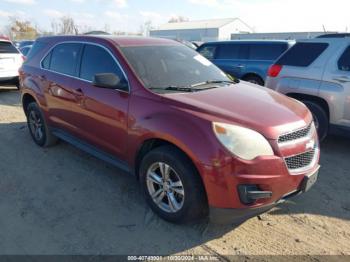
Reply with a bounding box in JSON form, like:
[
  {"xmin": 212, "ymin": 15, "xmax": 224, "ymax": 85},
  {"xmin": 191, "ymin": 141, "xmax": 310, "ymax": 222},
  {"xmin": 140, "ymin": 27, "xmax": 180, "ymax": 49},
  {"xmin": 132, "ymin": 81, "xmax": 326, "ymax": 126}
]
[{"xmin": 197, "ymin": 40, "xmax": 293, "ymax": 85}]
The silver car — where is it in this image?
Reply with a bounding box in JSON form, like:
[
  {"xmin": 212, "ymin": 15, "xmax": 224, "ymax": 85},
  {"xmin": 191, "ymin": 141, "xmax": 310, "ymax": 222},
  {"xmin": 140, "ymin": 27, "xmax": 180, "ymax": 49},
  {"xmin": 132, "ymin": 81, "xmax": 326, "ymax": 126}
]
[{"xmin": 265, "ymin": 37, "xmax": 350, "ymax": 140}]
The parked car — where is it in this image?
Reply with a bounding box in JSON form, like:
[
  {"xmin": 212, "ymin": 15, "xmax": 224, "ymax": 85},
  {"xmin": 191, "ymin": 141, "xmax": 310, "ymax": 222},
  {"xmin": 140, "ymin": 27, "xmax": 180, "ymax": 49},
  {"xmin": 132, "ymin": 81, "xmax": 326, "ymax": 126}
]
[
  {"xmin": 197, "ymin": 40, "xmax": 293, "ymax": 85},
  {"xmin": 19, "ymin": 45, "xmax": 32, "ymax": 57},
  {"xmin": 20, "ymin": 36, "xmax": 320, "ymax": 224},
  {"xmin": 0, "ymin": 39, "xmax": 23, "ymax": 88},
  {"xmin": 265, "ymin": 37, "xmax": 350, "ymax": 141},
  {"xmin": 16, "ymin": 40, "xmax": 34, "ymax": 49}
]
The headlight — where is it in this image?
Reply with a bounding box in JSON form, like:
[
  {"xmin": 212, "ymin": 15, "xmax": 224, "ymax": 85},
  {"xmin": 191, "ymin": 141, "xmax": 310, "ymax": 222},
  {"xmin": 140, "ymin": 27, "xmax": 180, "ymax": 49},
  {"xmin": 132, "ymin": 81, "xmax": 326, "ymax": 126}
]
[{"xmin": 212, "ymin": 122, "xmax": 274, "ymax": 160}]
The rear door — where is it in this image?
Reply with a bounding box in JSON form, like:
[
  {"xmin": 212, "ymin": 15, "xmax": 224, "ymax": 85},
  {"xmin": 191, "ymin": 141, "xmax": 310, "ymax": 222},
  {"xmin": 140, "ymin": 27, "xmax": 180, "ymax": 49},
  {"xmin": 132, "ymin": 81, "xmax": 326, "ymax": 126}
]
[
  {"xmin": 69, "ymin": 43, "xmax": 130, "ymax": 159},
  {"xmin": 322, "ymin": 43, "xmax": 350, "ymax": 127},
  {"xmin": 0, "ymin": 41, "xmax": 22, "ymax": 79},
  {"xmin": 213, "ymin": 43, "xmax": 247, "ymax": 78},
  {"xmin": 41, "ymin": 42, "xmax": 85, "ymax": 136}
]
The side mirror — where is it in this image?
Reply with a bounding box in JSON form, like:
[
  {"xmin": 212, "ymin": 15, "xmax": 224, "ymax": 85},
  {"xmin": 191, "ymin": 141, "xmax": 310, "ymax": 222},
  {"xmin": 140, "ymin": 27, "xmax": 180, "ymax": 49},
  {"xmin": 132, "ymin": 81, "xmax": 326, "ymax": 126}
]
[{"xmin": 92, "ymin": 73, "xmax": 128, "ymax": 91}]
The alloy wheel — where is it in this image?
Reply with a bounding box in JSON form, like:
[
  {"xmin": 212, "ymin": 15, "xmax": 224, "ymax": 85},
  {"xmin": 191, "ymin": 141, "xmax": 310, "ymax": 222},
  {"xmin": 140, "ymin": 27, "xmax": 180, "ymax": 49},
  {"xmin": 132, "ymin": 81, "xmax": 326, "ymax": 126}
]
[
  {"xmin": 146, "ymin": 162, "xmax": 185, "ymax": 213},
  {"xmin": 28, "ymin": 110, "xmax": 44, "ymax": 141}
]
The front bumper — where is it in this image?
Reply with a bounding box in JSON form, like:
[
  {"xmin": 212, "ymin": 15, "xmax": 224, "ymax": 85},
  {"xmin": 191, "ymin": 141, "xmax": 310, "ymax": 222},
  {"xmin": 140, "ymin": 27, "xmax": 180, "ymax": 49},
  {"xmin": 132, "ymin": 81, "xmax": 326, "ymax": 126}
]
[{"xmin": 209, "ymin": 166, "xmax": 320, "ymax": 224}]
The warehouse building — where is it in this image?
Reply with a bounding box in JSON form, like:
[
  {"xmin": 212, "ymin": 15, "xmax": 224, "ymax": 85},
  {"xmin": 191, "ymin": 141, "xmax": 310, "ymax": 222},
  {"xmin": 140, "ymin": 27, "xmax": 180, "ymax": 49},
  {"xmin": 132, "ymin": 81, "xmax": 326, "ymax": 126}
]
[{"xmin": 150, "ymin": 18, "xmax": 254, "ymax": 42}]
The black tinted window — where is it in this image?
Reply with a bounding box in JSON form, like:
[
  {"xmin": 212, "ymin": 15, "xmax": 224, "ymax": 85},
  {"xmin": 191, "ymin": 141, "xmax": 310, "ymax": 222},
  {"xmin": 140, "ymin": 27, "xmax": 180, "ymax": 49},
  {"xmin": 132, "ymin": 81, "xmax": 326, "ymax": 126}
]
[
  {"xmin": 249, "ymin": 44, "xmax": 288, "ymax": 60},
  {"xmin": 42, "ymin": 51, "xmax": 51, "ymax": 69},
  {"xmin": 338, "ymin": 46, "xmax": 350, "ymax": 71},
  {"xmin": 80, "ymin": 44, "xmax": 125, "ymax": 82},
  {"xmin": 276, "ymin": 42, "xmax": 328, "ymax": 67},
  {"xmin": 217, "ymin": 44, "xmax": 240, "ymax": 59},
  {"xmin": 198, "ymin": 45, "xmax": 216, "ymax": 60},
  {"xmin": 0, "ymin": 41, "xmax": 19, "ymax": 54},
  {"xmin": 50, "ymin": 43, "xmax": 82, "ymax": 76}
]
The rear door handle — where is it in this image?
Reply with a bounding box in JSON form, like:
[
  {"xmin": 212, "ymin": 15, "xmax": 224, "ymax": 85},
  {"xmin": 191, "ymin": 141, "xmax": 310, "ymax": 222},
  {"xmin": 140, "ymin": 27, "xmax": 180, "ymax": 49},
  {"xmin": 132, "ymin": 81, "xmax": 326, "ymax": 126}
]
[
  {"xmin": 233, "ymin": 65, "xmax": 245, "ymax": 69},
  {"xmin": 72, "ymin": 88, "xmax": 84, "ymax": 96},
  {"xmin": 333, "ymin": 76, "xmax": 350, "ymax": 83}
]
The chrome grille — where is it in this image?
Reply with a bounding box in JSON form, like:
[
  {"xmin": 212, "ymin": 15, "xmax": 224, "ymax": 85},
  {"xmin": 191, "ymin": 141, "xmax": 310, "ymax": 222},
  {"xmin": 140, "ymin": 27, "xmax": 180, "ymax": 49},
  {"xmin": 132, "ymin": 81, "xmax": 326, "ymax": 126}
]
[
  {"xmin": 278, "ymin": 123, "xmax": 312, "ymax": 144},
  {"xmin": 285, "ymin": 149, "xmax": 316, "ymax": 171}
]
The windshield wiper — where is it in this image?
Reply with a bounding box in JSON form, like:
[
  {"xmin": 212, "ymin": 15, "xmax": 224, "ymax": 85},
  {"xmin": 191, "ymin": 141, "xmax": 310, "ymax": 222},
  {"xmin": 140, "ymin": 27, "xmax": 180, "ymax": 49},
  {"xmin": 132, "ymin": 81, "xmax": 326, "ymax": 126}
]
[
  {"xmin": 149, "ymin": 86, "xmax": 194, "ymax": 92},
  {"xmin": 191, "ymin": 79, "xmax": 238, "ymax": 88}
]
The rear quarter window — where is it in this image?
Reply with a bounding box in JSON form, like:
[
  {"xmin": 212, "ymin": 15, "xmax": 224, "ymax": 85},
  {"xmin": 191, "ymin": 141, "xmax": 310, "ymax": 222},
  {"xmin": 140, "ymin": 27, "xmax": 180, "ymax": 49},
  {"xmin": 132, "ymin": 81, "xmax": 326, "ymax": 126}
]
[
  {"xmin": 276, "ymin": 42, "xmax": 328, "ymax": 67},
  {"xmin": 0, "ymin": 41, "xmax": 19, "ymax": 54},
  {"xmin": 338, "ymin": 46, "xmax": 350, "ymax": 71}
]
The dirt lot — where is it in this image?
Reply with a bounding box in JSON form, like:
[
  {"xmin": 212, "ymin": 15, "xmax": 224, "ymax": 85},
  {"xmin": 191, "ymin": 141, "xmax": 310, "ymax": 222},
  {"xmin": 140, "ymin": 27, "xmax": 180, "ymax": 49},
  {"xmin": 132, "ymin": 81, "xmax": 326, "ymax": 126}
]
[{"xmin": 0, "ymin": 85, "xmax": 349, "ymax": 258}]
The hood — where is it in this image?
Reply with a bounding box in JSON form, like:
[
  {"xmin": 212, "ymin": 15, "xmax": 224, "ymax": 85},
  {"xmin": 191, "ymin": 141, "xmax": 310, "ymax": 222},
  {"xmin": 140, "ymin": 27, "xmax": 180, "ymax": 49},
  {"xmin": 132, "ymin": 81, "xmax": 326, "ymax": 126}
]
[{"xmin": 163, "ymin": 82, "xmax": 312, "ymax": 140}]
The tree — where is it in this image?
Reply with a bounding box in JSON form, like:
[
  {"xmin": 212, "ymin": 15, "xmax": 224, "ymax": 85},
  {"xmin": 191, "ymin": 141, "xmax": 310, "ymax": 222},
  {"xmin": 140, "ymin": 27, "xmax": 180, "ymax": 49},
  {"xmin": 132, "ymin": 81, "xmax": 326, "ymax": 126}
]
[
  {"xmin": 58, "ymin": 16, "xmax": 79, "ymax": 35},
  {"xmin": 6, "ymin": 17, "xmax": 39, "ymax": 40},
  {"xmin": 139, "ymin": 20, "xmax": 153, "ymax": 36},
  {"xmin": 168, "ymin": 16, "xmax": 189, "ymax": 23}
]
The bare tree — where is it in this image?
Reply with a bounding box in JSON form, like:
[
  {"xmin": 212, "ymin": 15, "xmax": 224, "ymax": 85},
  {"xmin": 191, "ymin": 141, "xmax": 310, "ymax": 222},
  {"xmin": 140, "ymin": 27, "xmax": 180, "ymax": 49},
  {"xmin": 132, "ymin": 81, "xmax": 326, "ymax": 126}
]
[
  {"xmin": 55, "ymin": 16, "xmax": 79, "ymax": 35},
  {"xmin": 168, "ymin": 16, "xmax": 189, "ymax": 23},
  {"xmin": 139, "ymin": 20, "xmax": 153, "ymax": 36}
]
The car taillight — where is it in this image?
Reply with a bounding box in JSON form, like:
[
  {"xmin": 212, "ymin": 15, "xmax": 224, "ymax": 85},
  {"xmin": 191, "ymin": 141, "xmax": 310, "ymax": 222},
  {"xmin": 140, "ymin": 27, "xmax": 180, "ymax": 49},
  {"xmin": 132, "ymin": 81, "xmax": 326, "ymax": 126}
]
[
  {"xmin": 21, "ymin": 55, "xmax": 26, "ymax": 62},
  {"xmin": 268, "ymin": 64, "xmax": 282, "ymax": 78}
]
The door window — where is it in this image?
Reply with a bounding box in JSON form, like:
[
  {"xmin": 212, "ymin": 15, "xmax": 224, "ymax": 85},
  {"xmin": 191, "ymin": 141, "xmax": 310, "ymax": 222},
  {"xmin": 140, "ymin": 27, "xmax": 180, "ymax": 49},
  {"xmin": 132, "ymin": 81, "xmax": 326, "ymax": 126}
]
[
  {"xmin": 216, "ymin": 44, "xmax": 241, "ymax": 59},
  {"xmin": 79, "ymin": 44, "xmax": 126, "ymax": 85},
  {"xmin": 49, "ymin": 43, "xmax": 82, "ymax": 76},
  {"xmin": 198, "ymin": 45, "xmax": 217, "ymax": 60}
]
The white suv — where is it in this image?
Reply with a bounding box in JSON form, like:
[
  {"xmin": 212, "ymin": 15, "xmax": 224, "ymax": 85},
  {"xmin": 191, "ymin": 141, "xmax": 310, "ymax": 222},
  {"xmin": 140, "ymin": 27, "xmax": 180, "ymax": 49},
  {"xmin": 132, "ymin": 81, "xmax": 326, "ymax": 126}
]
[
  {"xmin": 0, "ymin": 39, "xmax": 23, "ymax": 88},
  {"xmin": 266, "ymin": 36, "xmax": 350, "ymax": 140}
]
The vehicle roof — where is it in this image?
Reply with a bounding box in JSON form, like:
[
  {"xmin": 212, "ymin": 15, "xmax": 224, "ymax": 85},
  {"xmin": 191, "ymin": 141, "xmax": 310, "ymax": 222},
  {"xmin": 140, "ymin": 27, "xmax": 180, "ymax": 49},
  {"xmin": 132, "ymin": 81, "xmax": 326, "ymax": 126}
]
[
  {"xmin": 295, "ymin": 37, "xmax": 350, "ymax": 43},
  {"xmin": 37, "ymin": 35, "xmax": 181, "ymax": 47},
  {"xmin": 202, "ymin": 40, "xmax": 293, "ymax": 45}
]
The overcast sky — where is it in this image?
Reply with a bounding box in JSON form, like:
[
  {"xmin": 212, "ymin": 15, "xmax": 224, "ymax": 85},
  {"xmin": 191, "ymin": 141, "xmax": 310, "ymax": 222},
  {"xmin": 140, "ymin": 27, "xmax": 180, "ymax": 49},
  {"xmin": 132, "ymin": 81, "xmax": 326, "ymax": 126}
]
[{"xmin": 0, "ymin": 0, "xmax": 349, "ymax": 33}]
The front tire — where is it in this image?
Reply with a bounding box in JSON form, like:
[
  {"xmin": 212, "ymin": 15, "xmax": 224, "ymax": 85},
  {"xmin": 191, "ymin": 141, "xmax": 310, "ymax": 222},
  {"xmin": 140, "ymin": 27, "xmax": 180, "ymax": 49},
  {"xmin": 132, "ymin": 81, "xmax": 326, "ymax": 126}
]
[
  {"xmin": 26, "ymin": 102, "xmax": 58, "ymax": 147},
  {"xmin": 302, "ymin": 100, "xmax": 329, "ymax": 141},
  {"xmin": 140, "ymin": 145, "xmax": 208, "ymax": 223}
]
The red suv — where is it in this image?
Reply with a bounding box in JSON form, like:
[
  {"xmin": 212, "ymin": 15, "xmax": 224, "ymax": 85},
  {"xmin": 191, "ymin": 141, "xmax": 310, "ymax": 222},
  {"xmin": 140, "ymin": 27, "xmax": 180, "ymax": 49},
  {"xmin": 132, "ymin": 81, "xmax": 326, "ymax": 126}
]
[{"xmin": 20, "ymin": 36, "xmax": 320, "ymax": 224}]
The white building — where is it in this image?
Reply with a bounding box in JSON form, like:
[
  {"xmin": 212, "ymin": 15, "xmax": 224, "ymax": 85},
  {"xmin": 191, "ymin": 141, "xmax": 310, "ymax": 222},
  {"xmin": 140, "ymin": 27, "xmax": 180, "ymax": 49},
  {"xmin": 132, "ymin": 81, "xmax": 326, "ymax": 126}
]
[{"xmin": 150, "ymin": 18, "xmax": 254, "ymax": 42}]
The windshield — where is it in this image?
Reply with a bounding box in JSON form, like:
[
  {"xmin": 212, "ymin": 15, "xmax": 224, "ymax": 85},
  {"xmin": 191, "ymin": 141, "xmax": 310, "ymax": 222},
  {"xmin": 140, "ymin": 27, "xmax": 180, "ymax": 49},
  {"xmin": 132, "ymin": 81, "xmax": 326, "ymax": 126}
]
[{"xmin": 121, "ymin": 45, "xmax": 230, "ymax": 91}]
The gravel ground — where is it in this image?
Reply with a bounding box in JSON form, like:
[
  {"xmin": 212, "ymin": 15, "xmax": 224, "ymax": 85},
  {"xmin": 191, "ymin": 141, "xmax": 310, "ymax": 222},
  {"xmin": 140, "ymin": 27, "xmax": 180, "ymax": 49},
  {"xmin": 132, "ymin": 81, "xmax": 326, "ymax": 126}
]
[{"xmin": 0, "ymin": 85, "xmax": 349, "ymax": 259}]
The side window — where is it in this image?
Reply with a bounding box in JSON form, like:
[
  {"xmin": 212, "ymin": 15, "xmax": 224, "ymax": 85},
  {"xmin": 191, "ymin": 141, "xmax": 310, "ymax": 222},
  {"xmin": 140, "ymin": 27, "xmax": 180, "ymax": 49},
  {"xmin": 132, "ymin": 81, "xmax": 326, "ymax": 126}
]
[
  {"xmin": 249, "ymin": 44, "xmax": 287, "ymax": 60},
  {"xmin": 41, "ymin": 51, "xmax": 51, "ymax": 69},
  {"xmin": 276, "ymin": 42, "xmax": 328, "ymax": 67},
  {"xmin": 50, "ymin": 43, "xmax": 82, "ymax": 76},
  {"xmin": 198, "ymin": 45, "xmax": 216, "ymax": 60},
  {"xmin": 80, "ymin": 44, "xmax": 126, "ymax": 84},
  {"xmin": 338, "ymin": 46, "xmax": 350, "ymax": 71},
  {"xmin": 216, "ymin": 44, "xmax": 240, "ymax": 59}
]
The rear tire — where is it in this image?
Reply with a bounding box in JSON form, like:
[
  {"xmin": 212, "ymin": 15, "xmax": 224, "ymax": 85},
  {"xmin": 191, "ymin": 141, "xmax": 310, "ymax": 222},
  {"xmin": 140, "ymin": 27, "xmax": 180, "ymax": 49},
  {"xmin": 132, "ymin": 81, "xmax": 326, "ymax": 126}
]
[
  {"xmin": 140, "ymin": 145, "xmax": 208, "ymax": 223},
  {"xmin": 243, "ymin": 75, "xmax": 264, "ymax": 86},
  {"xmin": 25, "ymin": 102, "xmax": 58, "ymax": 147},
  {"xmin": 302, "ymin": 100, "xmax": 329, "ymax": 141}
]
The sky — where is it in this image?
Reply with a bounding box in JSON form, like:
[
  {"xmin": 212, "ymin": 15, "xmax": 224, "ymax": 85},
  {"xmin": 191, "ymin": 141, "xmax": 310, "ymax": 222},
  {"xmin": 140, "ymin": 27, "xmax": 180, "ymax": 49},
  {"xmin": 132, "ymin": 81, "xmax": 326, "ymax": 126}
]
[{"xmin": 0, "ymin": 0, "xmax": 349, "ymax": 34}]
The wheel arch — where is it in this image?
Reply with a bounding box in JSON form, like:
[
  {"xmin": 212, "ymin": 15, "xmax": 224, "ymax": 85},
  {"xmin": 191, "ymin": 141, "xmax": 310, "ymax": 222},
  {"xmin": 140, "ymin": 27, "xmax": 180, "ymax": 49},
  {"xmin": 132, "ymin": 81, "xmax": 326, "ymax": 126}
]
[{"xmin": 286, "ymin": 93, "xmax": 330, "ymax": 119}]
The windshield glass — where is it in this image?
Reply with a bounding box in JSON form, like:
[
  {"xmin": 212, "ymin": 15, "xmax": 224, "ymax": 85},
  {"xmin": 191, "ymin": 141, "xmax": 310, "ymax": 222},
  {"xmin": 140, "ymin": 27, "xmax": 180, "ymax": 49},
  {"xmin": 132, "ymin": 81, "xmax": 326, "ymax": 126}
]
[{"xmin": 121, "ymin": 45, "xmax": 230, "ymax": 90}]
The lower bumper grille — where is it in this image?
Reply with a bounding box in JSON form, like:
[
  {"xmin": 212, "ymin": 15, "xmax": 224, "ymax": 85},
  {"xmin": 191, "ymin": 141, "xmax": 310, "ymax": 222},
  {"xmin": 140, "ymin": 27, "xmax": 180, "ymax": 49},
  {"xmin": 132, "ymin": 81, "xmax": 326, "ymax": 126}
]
[{"xmin": 285, "ymin": 149, "xmax": 316, "ymax": 171}]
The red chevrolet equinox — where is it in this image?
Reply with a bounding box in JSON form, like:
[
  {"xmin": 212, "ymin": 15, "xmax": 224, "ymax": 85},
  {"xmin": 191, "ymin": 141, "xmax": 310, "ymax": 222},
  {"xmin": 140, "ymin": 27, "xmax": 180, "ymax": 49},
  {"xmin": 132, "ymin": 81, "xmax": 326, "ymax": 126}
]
[{"xmin": 19, "ymin": 36, "xmax": 320, "ymax": 224}]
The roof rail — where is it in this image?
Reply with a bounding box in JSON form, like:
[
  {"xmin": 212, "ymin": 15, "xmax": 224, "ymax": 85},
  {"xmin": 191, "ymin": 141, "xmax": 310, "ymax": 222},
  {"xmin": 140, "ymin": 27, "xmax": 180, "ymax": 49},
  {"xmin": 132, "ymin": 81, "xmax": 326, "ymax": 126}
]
[{"xmin": 316, "ymin": 33, "xmax": 350, "ymax": 38}]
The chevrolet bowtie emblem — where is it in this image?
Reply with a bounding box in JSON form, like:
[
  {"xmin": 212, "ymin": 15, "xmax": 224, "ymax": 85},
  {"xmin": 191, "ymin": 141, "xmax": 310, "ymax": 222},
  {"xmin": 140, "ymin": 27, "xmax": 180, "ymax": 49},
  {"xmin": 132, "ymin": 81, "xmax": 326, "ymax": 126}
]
[{"xmin": 306, "ymin": 139, "xmax": 315, "ymax": 150}]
